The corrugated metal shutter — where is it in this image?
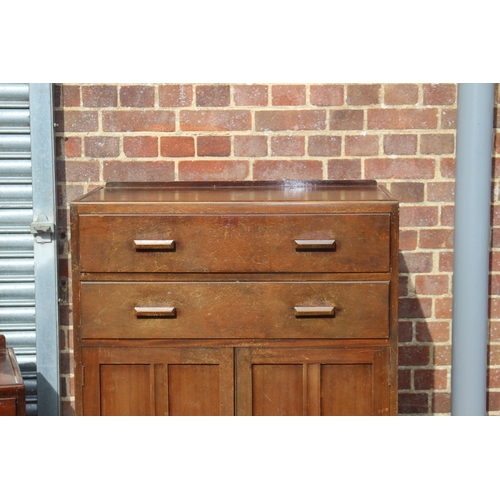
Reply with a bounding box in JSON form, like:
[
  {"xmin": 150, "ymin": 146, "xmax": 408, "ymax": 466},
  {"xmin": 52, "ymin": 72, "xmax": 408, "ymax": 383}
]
[{"xmin": 0, "ymin": 83, "xmax": 37, "ymax": 414}]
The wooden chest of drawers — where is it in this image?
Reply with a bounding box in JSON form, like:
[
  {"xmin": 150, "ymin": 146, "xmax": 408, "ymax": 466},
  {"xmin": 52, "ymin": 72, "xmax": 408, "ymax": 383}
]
[
  {"xmin": 71, "ymin": 181, "xmax": 399, "ymax": 416},
  {"xmin": 0, "ymin": 335, "xmax": 26, "ymax": 416}
]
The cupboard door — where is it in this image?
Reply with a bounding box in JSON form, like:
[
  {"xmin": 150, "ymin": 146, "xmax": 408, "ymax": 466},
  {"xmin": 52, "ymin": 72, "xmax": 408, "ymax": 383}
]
[
  {"xmin": 236, "ymin": 347, "xmax": 390, "ymax": 416},
  {"xmin": 82, "ymin": 347, "xmax": 234, "ymax": 416}
]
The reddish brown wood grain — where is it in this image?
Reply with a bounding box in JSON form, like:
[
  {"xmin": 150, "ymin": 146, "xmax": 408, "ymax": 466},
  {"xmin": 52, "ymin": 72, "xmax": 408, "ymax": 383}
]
[
  {"xmin": 0, "ymin": 334, "xmax": 26, "ymax": 416},
  {"xmin": 80, "ymin": 281, "xmax": 390, "ymax": 340},
  {"xmin": 78, "ymin": 213, "xmax": 390, "ymax": 273},
  {"xmin": 71, "ymin": 181, "xmax": 399, "ymax": 416}
]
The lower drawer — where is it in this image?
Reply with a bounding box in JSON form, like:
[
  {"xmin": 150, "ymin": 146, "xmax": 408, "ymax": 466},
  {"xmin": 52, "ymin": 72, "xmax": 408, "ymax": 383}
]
[{"xmin": 80, "ymin": 281, "xmax": 390, "ymax": 339}]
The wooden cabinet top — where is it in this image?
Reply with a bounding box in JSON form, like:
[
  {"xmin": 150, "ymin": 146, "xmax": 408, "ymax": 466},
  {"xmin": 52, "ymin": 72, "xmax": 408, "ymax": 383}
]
[
  {"xmin": 0, "ymin": 336, "xmax": 24, "ymax": 389},
  {"xmin": 72, "ymin": 181, "xmax": 398, "ymax": 214}
]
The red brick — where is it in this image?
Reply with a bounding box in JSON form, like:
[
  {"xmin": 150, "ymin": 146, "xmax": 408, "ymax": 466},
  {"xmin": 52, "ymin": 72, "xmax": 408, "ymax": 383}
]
[
  {"xmin": 488, "ymin": 368, "xmax": 500, "ymax": 388},
  {"xmin": 383, "ymin": 134, "xmax": 417, "ymax": 155},
  {"xmin": 196, "ymin": 85, "xmax": 230, "ymax": 107},
  {"xmin": 388, "ymin": 182, "xmax": 424, "ymax": 203},
  {"xmin": 399, "ymin": 345, "xmax": 430, "ymax": 366},
  {"xmin": 60, "ymin": 85, "xmax": 81, "ymax": 107},
  {"xmin": 419, "ymin": 229, "xmax": 454, "ymax": 249},
  {"xmin": 414, "ymin": 275, "xmax": 449, "ymax": 295},
  {"xmin": 489, "ymin": 345, "xmax": 500, "ymax": 365},
  {"xmin": 57, "ymin": 184, "xmax": 85, "ymax": 206},
  {"xmin": 496, "ymin": 133, "xmax": 500, "ymax": 155},
  {"xmin": 440, "ymin": 206, "xmax": 453, "ymax": 227},
  {"xmin": 327, "ymin": 159, "xmax": 361, "ymax": 180},
  {"xmin": 347, "ymin": 84, "xmax": 380, "ymax": 105},
  {"xmin": 420, "ymin": 134, "xmax": 455, "ymax": 155},
  {"xmin": 491, "ymin": 298, "xmax": 500, "ymax": 319},
  {"xmin": 345, "ymin": 135, "xmax": 379, "ymax": 156},
  {"xmin": 272, "ymin": 85, "xmax": 306, "ymax": 106},
  {"xmin": 399, "ymin": 298, "xmax": 432, "ymax": 318},
  {"xmin": 53, "ymin": 85, "xmax": 62, "ymax": 108},
  {"xmin": 399, "ymin": 252, "xmax": 433, "ymax": 273},
  {"xmin": 197, "ymin": 136, "xmax": 231, "ymax": 156},
  {"xmin": 368, "ymin": 109, "xmax": 438, "ymax": 130},
  {"xmin": 56, "ymin": 160, "xmax": 100, "ymax": 182},
  {"xmin": 159, "ymin": 85, "xmax": 193, "ymax": 107},
  {"xmin": 439, "ymin": 250, "xmax": 456, "ymax": 271},
  {"xmin": 179, "ymin": 160, "xmax": 249, "ymax": 181},
  {"xmin": 59, "ymin": 325, "xmax": 70, "ymax": 350},
  {"xmin": 365, "ymin": 158, "xmax": 435, "ymax": 179},
  {"xmin": 487, "ymin": 392, "xmax": 500, "ymax": 412},
  {"xmin": 435, "ymin": 297, "xmax": 452, "ymax": 319},
  {"xmin": 400, "ymin": 206, "xmax": 438, "ymax": 227},
  {"xmin": 398, "ymin": 369, "xmax": 411, "ymax": 389},
  {"xmin": 399, "ymin": 393, "xmax": 428, "ymax": 414},
  {"xmin": 308, "ymin": 136, "xmax": 341, "ymax": 156},
  {"xmin": 399, "ymin": 230, "xmax": 418, "ymax": 250},
  {"xmin": 399, "ymin": 275, "xmax": 409, "ymax": 297},
  {"xmin": 160, "ymin": 137, "xmax": 195, "ymax": 157},
  {"xmin": 384, "ymin": 84, "xmax": 418, "ymax": 105},
  {"xmin": 398, "ymin": 321, "xmax": 413, "ymax": 342},
  {"xmin": 55, "ymin": 110, "xmax": 98, "ymax": 133},
  {"xmin": 271, "ymin": 136, "xmax": 305, "ymax": 156},
  {"xmin": 120, "ymin": 85, "xmax": 155, "ymax": 107},
  {"xmin": 181, "ymin": 110, "xmax": 251, "ymax": 131},
  {"xmin": 492, "ymin": 228, "xmax": 500, "ymax": 248},
  {"xmin": 329, "ymin": 110, "xmax": 364, "ymax": 130},
  {"xmin": 57, "ymin": 137, "xmax": 81, "ymax": 158},
  {"xmin": 124, "ymin": 136, "xmax": 158, "ymax": 157},
  {"xmin": 234, "ymin": 136, "xmax": 267, "ymax": 157},
  {"xmin": 441, "ymin": 109, "xmax": 457, "ymax": 129},
  {"xmin": 427, "ymin": 182, "xmax": 455, "ymax": 202},
  {"xmin": 254, "ymin": 160, "xmax": 322, "ymax": 181},
  {"xmin": 492, "ymin": 206, "xmax": 500, "ymax": 226},
  {"xmin": 491, "ymin": 321, "xmax": 500, "ymax": 341},
  {"xmin": 440, "ymin": 157, "xmax": 455, "ymax": 178},
  {"xmin": 60, "ymin": 375, "xmax": 70, "ymax": 399},
  {"xmin": 490, "ymin": 275, "xmax": 500, "ymax": 295},
  {"xmin": 491, "ymin": 252, "xmax": 500, "ymax": 272},
  {"xmin": 58, "ymin": 257, "xmax": 69, "ymax": 280},
  {"xmin": 256, "ymin": 110, "xmax": 326, "ymax": 131},
  {"xmin": 433, "ymin": 393, "xmax": 451, "ymax": 413},
  {"xmin": 82, "ymin": 85, "xmax": 117, "ymax": 107},
  {"xmin": 60, "ymin": 351, "xmax": 74, "ymax": 376},
  {"xmin": 233, "ymin": 85, "xmax": 268, "ymax": 106},
  {"xmin": 57, "ymin": 211, "xmax": 69, "ymax": 233},
  {"xmin": 440, "ymin": 196, "xmax": 455, "ymax": 222},
  {"xmin": 310, "ymin": 85, "xmax": 344, "ymax": 106},
  {"xmin": 103, "ymin": 110, "xmax": 175, "ymax": 132},
  {"xmin": 414, "ymin": 369, "xmax": 448, "ymax": 390},
  {"xmin": 423, "ymin": 84, "xmax": 456, "ymax": 105},
  {"xmin": 416, "ymin": 321, "xmax": 450, "ymax": 342},
  {"xmin": 84, "ymin": 136, "xmax": 119, "ymax": 158},
  {"xmin": 61, "ymin": 400, "xmax": 76, "ymax": 417},
  {"xmin": 103, "ymin": 161, "xmax": 175, "ymax": 182}
]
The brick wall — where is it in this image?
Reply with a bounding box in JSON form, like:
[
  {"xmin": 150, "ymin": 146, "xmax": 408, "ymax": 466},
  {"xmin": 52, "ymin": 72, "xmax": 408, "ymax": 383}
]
[{"xmin": 54, "ymin": 83, "xmax": 500, "ymax": 416}]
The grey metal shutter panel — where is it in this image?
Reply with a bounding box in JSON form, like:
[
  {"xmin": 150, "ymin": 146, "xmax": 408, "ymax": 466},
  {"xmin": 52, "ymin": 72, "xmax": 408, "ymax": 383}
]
[
  {"xmin": 0, "ymin": 83, "xmax": 37, "ymax": 414},
  {"xmin": 0, "ymin": 83, "xmax": 60, "ymax": 415}
]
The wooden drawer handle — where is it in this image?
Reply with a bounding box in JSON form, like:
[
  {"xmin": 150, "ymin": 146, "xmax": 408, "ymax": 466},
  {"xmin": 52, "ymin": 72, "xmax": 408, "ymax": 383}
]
[
  {"xmin": 294, "ymin": 239, "xmax": 336, "ymax": 250},
  {"xmin": 294, "ymin": 306, "xmax": 335, "ymax": 317},
  {"xmin": 134, "ymin": 306, "xmax": 176, "ymax": 318},
  {"xmin": 134, "ymin": 240, "xmax": 176, "ymax": 251}
]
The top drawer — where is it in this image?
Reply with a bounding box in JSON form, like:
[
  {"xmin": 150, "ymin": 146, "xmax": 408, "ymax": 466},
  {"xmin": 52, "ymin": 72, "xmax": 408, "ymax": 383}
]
[{"xmin": 78, "ymin": 214, "xmax": 391, "ymax": 273}]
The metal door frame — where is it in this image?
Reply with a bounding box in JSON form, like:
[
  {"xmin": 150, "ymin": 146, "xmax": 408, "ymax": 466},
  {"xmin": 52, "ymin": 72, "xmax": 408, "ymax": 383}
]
[{"xmin": 30, "ymin": 83, "xmax": 60, "ymax": 415}]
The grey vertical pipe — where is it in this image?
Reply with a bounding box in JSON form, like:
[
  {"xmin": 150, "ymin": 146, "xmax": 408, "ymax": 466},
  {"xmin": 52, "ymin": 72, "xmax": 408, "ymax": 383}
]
[{"xmin": 451, "ymin": 83, "xmax": 495, "ymax": 416}]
